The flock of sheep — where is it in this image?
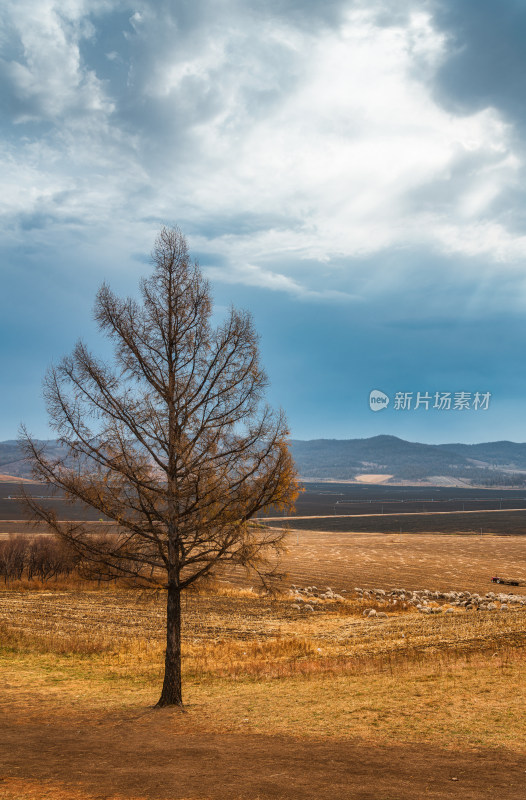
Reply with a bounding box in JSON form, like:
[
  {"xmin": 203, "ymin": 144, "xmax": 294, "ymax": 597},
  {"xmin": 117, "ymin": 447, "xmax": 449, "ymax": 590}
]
[{"xmin": 288, "ymin": 584, "xmax": 526, "ymax": 615}]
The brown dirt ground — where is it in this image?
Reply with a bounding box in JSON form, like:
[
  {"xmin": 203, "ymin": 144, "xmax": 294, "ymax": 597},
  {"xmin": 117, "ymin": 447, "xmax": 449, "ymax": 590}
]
[{"xmin": 1, "ymin": 701, "xmax": 526, "ymax": 800}]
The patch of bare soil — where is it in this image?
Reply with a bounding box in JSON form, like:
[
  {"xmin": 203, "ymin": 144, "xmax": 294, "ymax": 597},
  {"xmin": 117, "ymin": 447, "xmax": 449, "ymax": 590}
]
[
  {"xmin": 0, "ymin": 703, "xmax": 525, "ymax": 800},
  {"xmin": 354, "ymin": 473, "xmax": 393, "ymax": 483}
]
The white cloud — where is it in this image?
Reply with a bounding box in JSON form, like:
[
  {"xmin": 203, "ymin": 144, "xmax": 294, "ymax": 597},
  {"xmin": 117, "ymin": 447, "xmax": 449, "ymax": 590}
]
[
  {"xmin": 2, "ymin": 0, "xmax": 526, "ymax": 307},
  {"xmin": 180, "ymin": 10, "xmax": 520, "ymax": 266},
  {"xmin": 204, "ymin": 261, "xmax": 360, "ymax": 302},
  {"xmin": 2, "ymin": 0, "xmax": 114, "ymax": 122}
]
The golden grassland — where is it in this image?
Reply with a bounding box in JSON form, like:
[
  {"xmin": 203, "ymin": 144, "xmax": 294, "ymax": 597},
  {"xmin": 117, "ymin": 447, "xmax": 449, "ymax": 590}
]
[
  {"xmin": 1, "ymin": 578, "xmax": 525, "ymax": 753},
  {"xmin": 254, "ymin": 529, "xmax": 526, "ymax": 594},
  {"xmin": 4, "ymin": 526, "xmax": 526, "ymax": 594}
]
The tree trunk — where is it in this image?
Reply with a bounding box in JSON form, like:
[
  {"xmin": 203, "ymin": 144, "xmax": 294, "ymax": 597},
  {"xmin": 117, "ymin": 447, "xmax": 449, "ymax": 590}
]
[{"xmin": 157, "ymin": 580, "xmax": 183, "ymax": 707}]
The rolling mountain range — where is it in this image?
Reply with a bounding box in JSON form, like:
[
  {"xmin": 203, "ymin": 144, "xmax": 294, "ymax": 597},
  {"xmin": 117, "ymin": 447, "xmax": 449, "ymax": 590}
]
[
  {"xmin": 290, "ymin": 436, "xmax": 526, "ymax": 485},
  {"xmin": 3, "ymin": 436, "xmax": 526, "ymax": 486}
]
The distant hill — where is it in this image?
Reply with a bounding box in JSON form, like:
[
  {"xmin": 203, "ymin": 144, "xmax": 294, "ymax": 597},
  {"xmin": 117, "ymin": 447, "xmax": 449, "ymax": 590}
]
[
  {"xmin": 4, "ymin": 436, "xmax": 526, "ymax": 486},
  {"xmin": 290, "ymin": 435, "xmax": 526, "ymax": 485},
  {"xmin": 0, "ymin": 440, "xmax": 67, "ymax": 480}
]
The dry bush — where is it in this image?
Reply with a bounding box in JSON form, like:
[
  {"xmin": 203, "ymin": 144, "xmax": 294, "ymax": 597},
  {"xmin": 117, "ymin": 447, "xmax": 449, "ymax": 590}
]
[{"xmin": 0, "ymin": 535, "xmax": 81, "ymax": 586}]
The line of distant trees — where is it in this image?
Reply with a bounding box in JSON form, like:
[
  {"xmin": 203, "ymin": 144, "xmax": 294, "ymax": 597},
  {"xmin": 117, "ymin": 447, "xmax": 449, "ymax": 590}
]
[
  {"xmin": 476, "ymin": 473, "xmax": 526, "ymax": 487},
  {"xmin": 0, "ymin": 535, "xmax": 80, "ymax": 584}
]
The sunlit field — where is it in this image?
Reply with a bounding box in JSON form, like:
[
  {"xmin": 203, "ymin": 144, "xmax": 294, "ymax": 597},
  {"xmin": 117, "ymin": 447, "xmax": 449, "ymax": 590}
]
[
  {"xmin": 2, "ymin": 524, "xmax": 526, "ymax": 800},
  {"xmin": 2, "ymin": 528, "xmax": 526, "ymax": 749}
]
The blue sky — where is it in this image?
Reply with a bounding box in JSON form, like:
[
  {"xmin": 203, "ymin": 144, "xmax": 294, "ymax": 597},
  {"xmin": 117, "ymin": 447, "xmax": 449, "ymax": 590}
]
[{"xmin": 2, "ymin": 0, "xmax": 526, "ymax": 443}]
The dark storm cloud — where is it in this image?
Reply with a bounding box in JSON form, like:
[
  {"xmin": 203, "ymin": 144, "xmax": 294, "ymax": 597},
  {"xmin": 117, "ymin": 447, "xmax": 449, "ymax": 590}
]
[{"xmin": 430, "ymin": 0, "xmax": 526, "ymax": 130}]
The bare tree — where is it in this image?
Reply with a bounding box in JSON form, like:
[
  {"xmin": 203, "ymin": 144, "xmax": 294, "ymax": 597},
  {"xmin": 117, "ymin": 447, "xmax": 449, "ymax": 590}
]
[
  {"xmin": 0, "ymin": 535, "xmax": 26, "ymax": 583},
  {"xmin": 21, "ymin": 226, "xmax": 299, "ymax": 707}
]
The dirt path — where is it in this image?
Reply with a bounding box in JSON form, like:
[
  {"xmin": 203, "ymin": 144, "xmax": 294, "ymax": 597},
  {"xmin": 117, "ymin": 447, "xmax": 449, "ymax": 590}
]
[
  {"xmin": 1, "ymin": 704, "xmax": 525, "ymax": 800},
  {"xmin": 260, "ymin": 508, "xmax": 526, "ymax": 520}
]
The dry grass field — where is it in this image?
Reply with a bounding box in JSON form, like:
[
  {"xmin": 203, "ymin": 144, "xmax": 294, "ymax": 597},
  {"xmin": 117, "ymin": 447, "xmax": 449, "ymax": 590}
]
[
  {"xmin": 4, "ymin": 525, "xmax": 526, "ymax": 593},
  {"xmin": 227, "ymin": 528, "xmax": 526, "ymax": 595},
  {"xmin": 1, "ymin": 529, "xmax": 526, "ymax": 799}
]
